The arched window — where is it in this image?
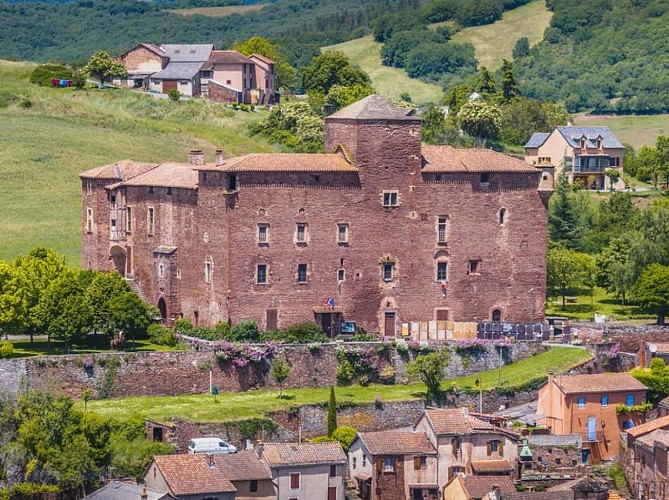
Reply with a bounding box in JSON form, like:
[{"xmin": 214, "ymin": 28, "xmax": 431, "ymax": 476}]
[
  {"xmin": 492, "ymin": 309, "xmax": 502, "ymax": 322},
  {"xmin": 499, "ymin": 208, "xmax": 507, "ymax": 225}
]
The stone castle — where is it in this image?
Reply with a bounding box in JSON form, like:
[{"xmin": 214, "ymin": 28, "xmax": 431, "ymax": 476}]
[{"xmin": 80, "ymin": 95, "xmax": 553, "ymax": 335}]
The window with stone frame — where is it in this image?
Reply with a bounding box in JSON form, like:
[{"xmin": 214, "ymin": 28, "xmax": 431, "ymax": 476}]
[
  {"xmin": 258, "ymin": 223, "xmax": 269, "ymax": 244},
  {"xmin": 86, "ymin": 208, "xmax": 94, "ymax": 233},
  {"xmin": 437, "ymin": 216, "xmax": 449, "ymax": 244},
  {"xmin": 480, "ymin": 173, "xmax": 490, "ymax": 186},
  {"xmin": 436, "ymin": 262, "xmax": 448, "ymax": 282},
  {"xmin": 126, "ymin": 207, "xmax": 133, "ymax": 233},
  {"xmin": 204, "ymin": 259, "xmax": 212, "ymax": 283},
  {"xmin": 257, "ymin": 264, "xmax": 268, "ymax": 284},
  {"xmin": 382, "ymin": 191, "xmax": 399, "ymax": 207},
  {"xmin": 147, "ymin": 207, "xmax": 155, "ymax": 236},
  {"xmin": 338, "ymin": 268, "xmax": 346, "ymax": 282},
  {"xmin": 384, "ymin": 457, "xmax": 394, "ymax": 472},
  {"xmin": 86, "ymin": 181, "xmax": 93, "ymax": 196},
  {"xmin": 297, "ymin": 263, "xmax": 308, "ymax": 284},
  {"xmin": 337, "ymin": 223, "xmax": 349, "ymax": 243},
  {"xmin": 468, "ymin": 260, "xmax": 482, "ymax": 275},
  {"xmin": 289, "ymin": 472, "xmax": 300, "ymax": 489},
  {"xmin": 295, "ymin": 223, "xmax": 307, "ymax": 244},
  {"xmin": 382, "ymin": 262, "xmax": 395, "ymax": 282}
]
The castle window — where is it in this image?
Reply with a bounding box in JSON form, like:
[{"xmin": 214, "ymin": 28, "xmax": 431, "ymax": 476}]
[
  {"xmin": 382, "ymin": 191, "xmax": 399, "ymax": 207},
  {"xmin": 166, "ymin": 187, "xmax": 172, "ymax": 195},
  {"xmin": 383, "ymin": 262, "xmax": 395, "ymax": 282},
  {"xmin": 436, "ymin": 262, "xmax": 448, "ymax": 282},
  {"xmin": 204, "ymin": 259, "xmax": 212, "ymax": 283},
  {"xmin": 437, "ymin": 216, "xmax": 449, "ymax": 244},
  {"xmin": 468, "ymin": 260, "xmax": 481, "ymax": 275},
  {"xmin": 158, "ymin": 263, "xmax": 164, "ymax": 278},
  {"xmin": 111, "ymin": 219, "xmax": 116, "ymax": 228},
  {"xmin": 149, "ymin": 186, "xmax": 154, "ymax": 194},
  {"xmin": 110, "ymin": 194, "xmax": 116, "ymax": 204},
  {"xmin": 297, "ymin": 264, "xmax": 308, "ymax": 284},
  {"xmin": 499, "ymin": 208, "xmax": 507, "ymax": 225},
  {"xmin": 337, "ymin": 224, "xmax": 349, "ymax": 243},
  {"xmin": 227, "ymin": 174, "xmax": 237, "ymax": 191},
  {"xmin": 492, "ymin": 309, "xmax": 502, "ymax": 322},
  {"xmin": 257, "ymin": 264, "xmax": 267, "ymax": 284},
  {"xmin": 258, "ymin": 224, "xmax": 269, "ymax": 244},
  {"xmin": 147, "ymin": 207, "xmax": 155, "ymax": 236},
  {"xmin": 86, "ymin": 207, "xmax": 94, "ymax": 233},
  {"xmin": 126, "ymin": 207, "xmax": 132, "ymax": 233},
  {"xmin": 480, "ymin": 173, "xmax": 490, "ymax": 186},
  {"xmin": 338, "ymin": 269, "xmax": 345, "ymax": 281},
  {"xmin": 86, "ymin": 181, "xmax": 92, "ymax": 195},
  {"xmin": 295, "ymin": 223, "xmax": 307, "ymax": 244}
]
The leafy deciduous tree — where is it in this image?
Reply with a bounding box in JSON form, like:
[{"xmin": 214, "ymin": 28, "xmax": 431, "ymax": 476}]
[
  {"xmin": 82, "ymin": 51, "xmax": 126, "ymax": 87},
  {"xmin": 457, "ymin": 100, "xmax": 501, "ymax": 147},
  {"xmin": 406, "ymin": 349, "xmax": 451, "ymax": 404},
  {"xmin": 632, "ymin": 263, "xmax": 669, "ymax": 325}
]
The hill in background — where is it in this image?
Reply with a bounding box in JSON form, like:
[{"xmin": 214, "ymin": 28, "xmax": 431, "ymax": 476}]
[{"xmin": 0, "ymin": 61, "xmax": 276, "ymax": 265}]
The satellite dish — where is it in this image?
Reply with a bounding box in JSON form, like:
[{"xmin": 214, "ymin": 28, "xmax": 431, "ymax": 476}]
[{"xmin": 649, "ymin": 344, "xmax": 658, "ymax": 353}]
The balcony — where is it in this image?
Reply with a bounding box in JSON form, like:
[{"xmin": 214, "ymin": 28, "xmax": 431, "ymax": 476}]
[{"xmin": 573, "ymin": 156, "xmax": 610, "ymax": 174}]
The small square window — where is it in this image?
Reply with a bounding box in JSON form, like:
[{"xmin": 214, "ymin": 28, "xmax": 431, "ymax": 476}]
[
  {"xmin": 166, "ymin": 187, "xmax": 172, "ymax": 195},
  {"xmin": 338, "ymin": 269, "xmax": 345, "ymax": 282},
  {"xmin": 290, "ymin": 472, "xmax": 300, "ymax": 489},
  {"xmin": 480, "ymin": 173, "xmax": 490, "ymax": 185},
  {"xmin": 384, "ymin": 457, "xmax": 394, "ymax": 472},
  {"xmin": 110, "ymin": 194, "xmax": 116, "ymax": 204},
  {"xmin": 149, "ymin": 186, "xmax": 155, "ymax": 194},
  {"xmin": 383, "ymin": 262, "xmax": 394, "ymax": 282},
  {"xmin": 337, "ymin": 224, "xmax": 349, "ymax": 243},
  {"xmin": 578, "ymin": 396, "xmax": 586, "ymax": 409},
  {"xmin": 382, "ymin": 191, "xmax": 398, "ymax": 207},
  {"xmin": 295, "ymin": 223, "xmax": 307, "ymax": 243},
  {"xmin": 257, "ymin": 264, "xmax": 267, "ymax": 284},
  {"xmin": 626, "ymin": 394, "xmax": 635, "ymax": 407},
  {"xmin": 601, "ymin": 394, "xmax": 609, "ymax": 407},
  {"xmin": 258, "ymin": 224, "xmax": 269, "ymax": 244},
  {"xmin": 468, "ymin": 260, "xmax": 481, "ymax": 275},
  {"xmin": 436, "ymin": 262, "xmax": 448, "ymax": 282},
  {"xmin": 297, "ymin": 264, "xmax": 307, "ymax": 284},
  {"xmin": 250, "ymin": 480, "xmax": 258, "ymax": 492},
  {"xmin": 111, "ymin": 219, "xmax": 116, "ymax": 228},
  {"xmin": 329, "ymin": 464, "xmax": 337, "ymax": 477}
]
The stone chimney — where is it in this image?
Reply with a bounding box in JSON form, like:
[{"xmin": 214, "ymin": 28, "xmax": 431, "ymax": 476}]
[
  {"xmin": 188, "ymin": 149, "xmax": 205, "ymax": 166},
  {"xmin": 491, "ymin": 485, "xmax": 501, "ymax": 500},
  {"xmin": 215, "ymin": 149, "xmax": 224, "ymax": 166},
  {"xmin": 462, "ymin": 406, "xmax": 469, "ymax": 416}
]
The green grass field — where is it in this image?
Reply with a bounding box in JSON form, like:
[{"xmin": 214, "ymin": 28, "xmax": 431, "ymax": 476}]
[
  {"xmin": 0, "ymin": 60, "xmax": 278, "ymax": 265},
  {"xmin": 574, "ymin": 113, "xmax": 669, "ymax": 149},
  {"xmin": 450, "ymin": 0, "xmax": 553, "ymax": 70},
  {"xmin": 169, "ymin": 4, "xmax": 266, "ymax": 16},
  {"xmin": 323, "ymin": 37, "xmax": 444, "ymax": 105},
  {"xmin": 86, "ymin": 347, "xmax": 591, "ymax": 423},
  {"xmin": 3, "ymin": 337, "xmax": 182, "ymax": 358},
  {"xmin": 546, "ymin": 286, "xmax": 654, "ymax": 322}
]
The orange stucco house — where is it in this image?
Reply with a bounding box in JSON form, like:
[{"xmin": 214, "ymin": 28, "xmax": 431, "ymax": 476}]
[{"xmin": 536, "ymin": 372, "xmax": 648, "ymax": 462}]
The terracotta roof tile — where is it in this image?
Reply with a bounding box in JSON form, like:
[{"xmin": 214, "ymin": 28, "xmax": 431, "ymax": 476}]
[
  {"xmin": 424, "ymin": 409, "xmax": 495, "ymax": 435},
  {"xmin": 250, "ymin": 53, "xmax": 275, "ymax": 65},
  {"xmin": 79, "ymin": 160, "xmax": 158, "ymax": 181},
  {"xmin": 505, "ymin": 491, "xmax": 566, "ymax": 500},
  {"xmin": 470, "ymin": 460, "xmax": 513, "ymax": 473},
  {"xmin": 261, "ymin": 442, "xmax": 346, "ymax": 467},
  {"xmin": 422, "ymin": 145, "xmax": 539, "ymax": 173},
  {"xmin": 118, "ymin": 163, "xmax": 198, "ymax": 189},
  {"xmin": 153, "ymin": 455, "xmax": 236, "ymax": 496},
  {"xmin": 213, "ymin": 451, "xmax": 271, "ymax": 481},
  {"xmin": 552, "ymin": 373, "xmax": 647, "ymax": 395},
  {"xmin": 625, "ymin": 415, "xmax": 669, "ymax": 438},
  {"xmin": 636, "ymin": 429, "xmax": 669, "ymax": 449},
  {"xmin": 358, "ymin": 431, "xmax": 436, "ymax": 455},
  {"xmin": 197, "ymin": 153, "xmax": 357, "ymax": 173},
  {"xmin": 208, "ymin": 50, "xmax": 254, "ymax": 65},
  {"xmin": 461, "ymin": 474, "xmax": 516, "ymax": 498},
  {"xmin": 660, "ymin": 395, "xmax": 669, "ymax": 408}
]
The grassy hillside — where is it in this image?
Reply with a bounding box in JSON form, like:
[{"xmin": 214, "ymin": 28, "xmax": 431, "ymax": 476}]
[
  {"xmin": 168, "ymin": 4, "xmax": 267, "ymax": 17},
  {"xmin": 574, "ymin": 114, "xmax": 669, "ymax": 150},
  {"xmin": 0, "ymin": 60, "xmax": 278, "ymax": 266},
  {"xmin": 324, "ymin": 36, "xmax": 443, "ymax": 104},
  {"xmin": 450, "ymin": 0, "xmax": 552, "ymax": 70}
]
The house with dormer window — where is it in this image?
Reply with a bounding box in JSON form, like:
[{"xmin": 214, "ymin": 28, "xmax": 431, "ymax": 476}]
[{"xmin": 524, "ymin": 126, "xmax": 624, "ymax": 190}]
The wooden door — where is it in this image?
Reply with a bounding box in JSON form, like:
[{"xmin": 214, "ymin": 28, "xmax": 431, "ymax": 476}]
[
  {"xmin": 266, "ymin": 308, "xmax": 278, "ymax": 331},
  {"xmin": 162, "ymin": 80, "xmax": 178, "ymax": 93},
  {"xmin": 328, "ymin": 487, "xmax": 337, "ymax": 500},
  {"xmin": 384, "ymin": 312, "xmax": 396, "ymax": 336}
]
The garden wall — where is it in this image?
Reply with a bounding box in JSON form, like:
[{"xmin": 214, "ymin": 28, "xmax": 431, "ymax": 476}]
[{"xmin": 5, "ymin": 340, "xmax": 546, "ymax": 400}]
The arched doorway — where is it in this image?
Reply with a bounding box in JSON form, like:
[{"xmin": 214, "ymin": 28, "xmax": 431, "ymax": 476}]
[
  {"xmin": 157, "ymin": 298, "xmax": 167, "ymax": 322},
  {"xmin": 110, "ymin": 246, "xmax": 127, "ymax": 276}
]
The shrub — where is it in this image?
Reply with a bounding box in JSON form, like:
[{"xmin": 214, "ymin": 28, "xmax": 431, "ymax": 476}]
[
  {"xmin": 0, "ymin": 342, "xmax": 14, "ymax": 359},
  {"xmin": 331, "ymin": 425, "xmax": 357, "ymax": 452},
  {"xmin": 310, "ymin": 435, "xmax": 335, "ymax": 444},
  {"xmin": 30, "ymin": 63, "xmax": 73, "ymax": 86},
  {"xmin": 283, "ymin": 322, "xmax": 326, "ymax": 343},
  {"xmin": 147, "ymin": 323, "xmax": 177, "ymax": 346},
  {"xmin": 167, "ymin": 89, "xmax": 181, "ymax": 102},
  {"xmin": 173, "ymin": 318, "xmax": 193, "ymax": 334},
  {"xmin": 229, "ymin": 321, "xmax": 261, "ymax": 342}
]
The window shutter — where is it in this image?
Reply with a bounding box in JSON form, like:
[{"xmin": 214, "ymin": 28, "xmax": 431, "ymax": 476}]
[
  {"xmin": 414, "ymin": 456, "xmax": 421, "ymax": 470},
  {"xmin": 448, "ymin": 466, "xmax": 454, "ymax": 480},
  {"xmin": 451, "ymin": 438, "xmax": 457, "ymax": 455},
  {"xmin": 487, "ymin": 442, "xmax": 492, "ymax": 456},
  {"xmin": 375, "ymin": 459, "xmax": 383, "ymax": 473},
  {"xmin": 498, "ymin": 442, "xmax": 504, "ymax": 456}
]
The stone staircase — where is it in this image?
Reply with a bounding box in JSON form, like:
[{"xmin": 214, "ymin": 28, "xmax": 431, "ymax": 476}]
[{"xmin": 125, "ymin": 278, "xmax": 146, "ymax": 301}]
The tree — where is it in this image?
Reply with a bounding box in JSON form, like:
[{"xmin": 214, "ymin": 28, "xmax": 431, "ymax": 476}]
[
  {"xmin": 549, "ymin": 173, "xmax": 584, "ymax": 249},
  {"xmin": 406, "ymin": 349, "xmax": 451, "ymax": 404},
  {"xmin": 597, "ymin": 235, "xmax": 636, "ymax": 304},
  {"xmin": 632, "ymin": 264, "xmax": 669, "ymax": 325},
  {"xmin": 422, "ymin": 103, "xmax": 446, "ymax": 145},
  {"xmin": 547, "ymin": 246, "xmax": 596, "ymax": 309},
  {"xmin": 325, "ymin": 83, "xmax": 374, "ymax": 112},
  {"xmin": 301, "ymin": 51, "xmax": 370, "ymax": 95},
  {"xmin": 271, "ymin": 358, "xmax": 291, "ymax": 398},
  {"xmin": 331, "ymin": 426, "xmax": 357, "ymax": 452},
  {"xmin": 0, "ymin": 261, "xmax": 24, "ymax": 338},
  {"xmin": 512, "ymin": 37, "xmax": 530, "ymax": 59},
  {"xmin": 605, "ymin": 169, "xmax": 621, "ymax": 191},
  {"xmin": 167, "ymin": 89, "xmax": 180, "ymax": 102},
  {"xmin": 457, "ymin": 100, "xmax": 501, "ymax": 147},
  {"xmin": 233, "ymin": 36, "xmax": 298, "ymax": 91},
  {"xmin": 500, "ymin": 59, "xmax": 520, "ymax": 102},
  {"xmin": 82, "ymin": 51, "xmax": 126, "ymax": 87},
  {"xmin": 327, "ymin": 386, "xmax": 337, "ymax": 437},
  {"xmin": 108, "ymin": 292, "xmax": 153, "ymax": 350},
  {"xmin": 85, "ymin": 271, "xmax": 131, "ymax": 346},
  {"xmin": 474, "ymin": 67, "xmax": 497, "ymax": 95}
]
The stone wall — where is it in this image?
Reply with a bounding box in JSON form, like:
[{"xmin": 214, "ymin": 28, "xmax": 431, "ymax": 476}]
[
  {"xmin": 575, "ymin": 323, "xmax": 669, "ymax": 353},
  {"xmin": 13, "ymin": 340, "xmax": 545, "ymax": 399},
  {"xmin": 0, "ymin": 359, "xmax": 26, "ymax": 396}
]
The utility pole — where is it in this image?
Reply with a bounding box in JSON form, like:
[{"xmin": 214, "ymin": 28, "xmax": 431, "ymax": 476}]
[
  {"xmin": 475, "ymin": 378, "xmax": 483, "ymax": 413},
  {"xmin": 498, "ymin": 346, "xmax": 503, "ymax": 385}
]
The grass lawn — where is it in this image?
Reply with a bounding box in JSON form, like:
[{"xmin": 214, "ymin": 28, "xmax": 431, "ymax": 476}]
[
  {"xmin": 546, "ymin": 286, "xmax": 654, "ymax": 322},
  {"xmin": 574, "ymin": 113, "xmax": 669, "ymax": 149},
  {"xmin": 323, "ymin": 37, "xmax": 443, "ymax": 105},
  {"xmin": 4, "ymin": 337, "xmax": 182, "ymax": 358},
  {"xmin": 169, "ymin": 4, "xmax": 266, "ymax": 16},
  {"xmin": 85, "ymin": 347, "xmax": 591, "ymax": 423},
  {"xmin": 449, "ymin": 0, "xmax": 553, "ymax": 70},
  {"xmin": 0, "ymin": 60, "xmax": 278, "ymax": 266}
]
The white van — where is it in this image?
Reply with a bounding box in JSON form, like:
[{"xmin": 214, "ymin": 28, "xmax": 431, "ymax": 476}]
[{"xmin": 188, "ymin": 437, "xmax": 238, "ymax": 455}]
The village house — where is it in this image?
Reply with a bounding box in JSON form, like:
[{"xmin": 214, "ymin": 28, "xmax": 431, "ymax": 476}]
[
  {"xmin": 83, "ymin": 480, "xmax": 175, "ymax": 499},
  {"xmin": 260, "ymin": 442, "xmax": 347, "ymax": 500},
  {"xmin": 536, "ymin": 373, "xmax": 648, "ymax": 462},
  {"xmin": 115, "ymin": 43, "xmax": 276, "ymax": 103},
  {"xmin": 348, "ymin": 430, "xmax": 438, "ymax": 500},
  {"xmin": 80, "ymin": 95, "xmax": 553, "ymax": 334},
  {"xmin": 413, "ymin": 408, "xmax": 521, "ymax": 491},
  {"xmin": 620, "ymin": 415, "xmax": 669, "ymax": 500},
  {"xmin": 442, "ymin": 474, "xmax": 516, "ymax": 500},
  {"xmin": 524, "ymin": 127, "xmax": 624, "ymax": 190}
]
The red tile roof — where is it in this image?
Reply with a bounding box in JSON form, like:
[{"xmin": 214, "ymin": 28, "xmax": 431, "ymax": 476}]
[
  {"xmin": 213, "ymin": 451, "xmax": 271, "ymax": 481},
  {"xmin": 636, "ymin": 429, "xmax": 669, "ymax": 449},
  {"xmin": 470, "ymin": 460, "xmax": 514, "ymax": 473},
  {"xmin": 460, "ymin": 474, "xmax": 516, "ymax": 499},
  {"xmin": 208, "ymin": 50, "xmax": 254, "ymax": 65},
  {"xmin": 79, "ymin": 160, "xmax": 158, "ymax": 181},
  {"xmin": 261, "ymin": 442, "xmax": 346, "ymax": 467},
  {"xmin": 249, "ymin": 53, "xmax": 275, "ymax": 65},
  {"xmin": 424, "ymin": 409, "xmax": 495, "ymax": 435},
  {"xmin": 118, "ymin": 163, "xmax": 198, "ymax": 189},
  {"xmin": 552, "ymin": 373, "xmax": 648, "ymax": 395},
  {"xmin": 358, "ymin": 431, "xmax": 437, "ymax": 455},
  {"xmin": 422, "ymin": 145, "xmax": 539, "ymax": 173},
  {"xmin": 625, "ymin": 415, "xmax": 669, "ymax": 438},
  {"xmin": 152, "ymin": 455, "xmax": 236, "ymax": 496},
  {"xmin": 197, "ymin": 153, "xmax": 357, "ymax": 173}
]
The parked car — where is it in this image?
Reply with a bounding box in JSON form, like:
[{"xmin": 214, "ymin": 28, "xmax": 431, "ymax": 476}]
[{"xmin": 188, "ymin": 437, "xmax": 237, "ymax": 454}]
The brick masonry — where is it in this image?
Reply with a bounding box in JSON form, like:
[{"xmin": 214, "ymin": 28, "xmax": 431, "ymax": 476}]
[
  {"xmin": 82, "ymin": 97, "xmax": 551, "ymax": 333},
  {"xmin": 209, "ymin": 80, "xmax": 240, "ymax": 104}
]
